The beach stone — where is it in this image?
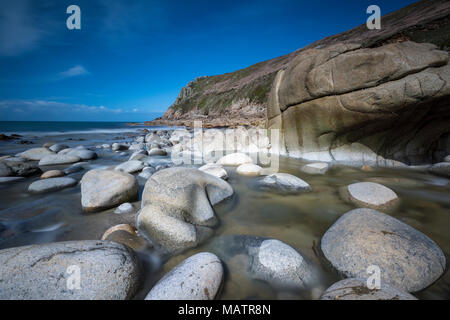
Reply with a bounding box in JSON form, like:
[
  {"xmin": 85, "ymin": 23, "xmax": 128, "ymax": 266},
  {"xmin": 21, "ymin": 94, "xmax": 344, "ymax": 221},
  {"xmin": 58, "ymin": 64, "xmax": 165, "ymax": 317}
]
[
  {"xmin": 39, "ymin": 154, "xmax": 81, "ymax": 166},
  {"xmin": 28, "ymin": 177, "xmax": 78, "ymax": 193},
  {"xmin": 249, "ymin": 239, "xmax": 317, "ymax": 289},
  {"xmin": 64, "ymin": 162, "xmax": 88, "ymax": 175},
  {"xmin": 428, "ymin": 162, "xmax": 450, "ymax": 178},
  {"xmin": 0, "ymin": 162, "xmax": 13, "ymax": 177},
  {"xmin": 236, "ymin": 163, "xmax": 262, "ymax": 176},
  {"xmin": 217, "ymin": 153, "xmax": 253, "ymax": 166},
  {"xmin": 129, "ymin": 150, "xmax": 147, "ymax": 160},
  {"xmin": 0, "ymin": 240, "xmax": 141, "ymax": 300},
  {"xmin": 41, "ymin": 170, "xmax": 65, "ymax": 179},
  {"xmin": 49, "ymin": 144, "xmax": 69, "ymax": 153},
  {"xmin": 112, "ymin": 143, "xmax": 129, "ymax": 151},
  {"xmin": 138, "ymin": 166, "xmax": 155, "ymax": 179},
  {"xmin": 3, "ymin": 160, "xmax": 42, "ymax": 177},
  {"xmin": 129, "ymin": 143, "xmax": 145, "ymax": 151},
  {"xmin": 321, "ymin": 208, "xmax": 446, "ymax": 292},
  {"xmin": 444, "ymin": 155, "xmax": 450, "ymax": 162},
  {"xmin": 0, "ymin": 177, "xmax": 25, "ymax": 183},
  {"xmin": 340, "ymin": 182, "xmax": 400, "ymax": 211},
  {"xmin": 19, "ymin": 148, "xmax": 55, "ymax": 161},
  {"xmin": 145, "ymin": 252, "xmax": 223, "ymax": 300},
  {"xmin": 114, "ymin": 203, "xmax": 134, "ymax": 214},
  {"xmin": 301, "ymin": 162, "xmax": 330, "ymax": 175},
  {"xmin": 115, "ymin": 160, "xmax": 145, "ymax": 173},
  {"xmin": 199, "ymin": 163, "xmax": 228, "ymax": 180},
  {"xmin": 137, "ymin": 167, "xmax": 233, "ymax": 253},
  {"xmin": 255, "ymin": 173, "xmax": 311, "ymax": 193},
  {"xmin": 320, "ymin": 278, "xmax": 417, "ymax": 300},
  {"xmin": 148, "ymin": 148, "xmax": 167, "ymax": 156},
  {"xmin": 81, "ymin": 169, "xmax": 139, "ymax": 212},
  {"xmin": 66, "ymin": 149, "xmax": 97, "ymax": 160}
]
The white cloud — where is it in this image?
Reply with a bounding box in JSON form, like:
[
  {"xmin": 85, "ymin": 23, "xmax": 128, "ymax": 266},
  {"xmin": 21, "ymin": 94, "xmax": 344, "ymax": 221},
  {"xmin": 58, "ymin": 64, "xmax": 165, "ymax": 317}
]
[
  {"xmin": 0, "ymin": 99, "xmax": 121, "ymax": 115},
  {"xmin": 59, "ymin": 65, "xmax": 90, "ymax": 79}
]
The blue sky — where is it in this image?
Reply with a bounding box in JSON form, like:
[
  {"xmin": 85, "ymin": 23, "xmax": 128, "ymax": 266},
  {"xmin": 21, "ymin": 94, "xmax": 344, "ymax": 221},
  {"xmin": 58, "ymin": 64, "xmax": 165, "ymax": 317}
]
[{"xmin": 0, "ymin": 0, "xmax": 417, "ymax": 122}]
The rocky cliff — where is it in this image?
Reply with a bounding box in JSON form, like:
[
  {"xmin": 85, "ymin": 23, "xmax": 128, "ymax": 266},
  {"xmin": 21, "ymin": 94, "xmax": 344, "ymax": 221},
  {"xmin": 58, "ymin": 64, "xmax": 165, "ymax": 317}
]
[{"xmin": 150, "ymin": 0, "xmax": 450, "ymax": 165}]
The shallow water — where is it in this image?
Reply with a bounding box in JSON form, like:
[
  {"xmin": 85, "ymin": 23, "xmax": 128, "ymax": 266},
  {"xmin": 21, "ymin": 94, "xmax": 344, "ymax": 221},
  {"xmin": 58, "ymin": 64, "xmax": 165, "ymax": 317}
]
[{"xmin": 0, "ymin": 130, "xmax": 449, "ymax": 300}]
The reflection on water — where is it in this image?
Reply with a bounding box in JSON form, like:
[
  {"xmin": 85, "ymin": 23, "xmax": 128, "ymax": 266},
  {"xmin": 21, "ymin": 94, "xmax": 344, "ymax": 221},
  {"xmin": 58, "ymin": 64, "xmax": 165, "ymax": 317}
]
[{"xmin": 0, "ymin": 133, "xmax": 449, "ymax": 300}]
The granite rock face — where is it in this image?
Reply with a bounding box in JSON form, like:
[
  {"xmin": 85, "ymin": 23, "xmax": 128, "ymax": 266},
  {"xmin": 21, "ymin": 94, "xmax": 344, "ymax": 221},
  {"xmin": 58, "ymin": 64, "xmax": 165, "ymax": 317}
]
[{"xmin": 267, "ymin": 41, "xmax": 450, "ymax": 165}]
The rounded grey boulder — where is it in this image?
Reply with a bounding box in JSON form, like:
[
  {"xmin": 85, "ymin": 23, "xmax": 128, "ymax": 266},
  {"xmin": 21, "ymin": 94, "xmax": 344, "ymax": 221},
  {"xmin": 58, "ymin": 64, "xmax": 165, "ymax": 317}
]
[
  {"xmin": 320, "ymin": 278, "xmax": 417, "ymax": 300},
  {"xmin": 66, "ymin": 149, "xmax": 98, "ymax": 160},
  {"xmin": 81, "ymin": 169, "xmax": 138, "ymax": 212},
  {"xmin": 145, "ymin": 252, "xmax": 223, "ymax": 300},
  {"xmin": 49, "ymin": 143, "xmax": 69, "ymax": 153},
  {"xmin": 39, "ymin": 154, "xmax": 81, "ymax": 166},
  {"xmin": 254, "ymin": 173, "xmax": 311, "ymax": 193},
  {"xmin": 249, "ymin": 239, "xmax": 317, "ymax": 289},
  {"xmin": 148, "ymin": 148, "xmax": 167, "ymax": 156},
  {"xmin": 340, "ymin": 182, "xmax": 399, "ymax": 211},
  {"xmin": 0, "ymin": 240, "xmax": 141, "ymax": 300},
  {"xmin": 28, "ymin": 177, "xmax": 78, "ymax": 193},
  {"xmin": 19, "ymin": 147, "xmax": 55, "ymax": 161},
  {"xmin": 321, "ymin": 208, "xmax": 446, "ymax": 292},
  {"xmin": 115, "ymin": 160, "xmax": 145, "ymax": 173},
  {"xmin": 137, "ymin": 167, "xmax": 233, "ymax": 253},
  {"xmin": 301, "ymin": 162, "xmax": 330, "ymax": 175}
]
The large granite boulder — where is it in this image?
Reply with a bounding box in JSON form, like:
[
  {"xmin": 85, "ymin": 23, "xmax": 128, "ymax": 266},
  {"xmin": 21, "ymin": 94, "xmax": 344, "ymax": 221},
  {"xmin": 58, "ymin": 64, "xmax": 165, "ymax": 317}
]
[
  {"xmin": 0, "ymin": 241, "xmax": 141, "ymax": 300},
  {"xmin": 19, "ymin": 148, "xmax": 55, "ymax": 161},
  {"xmin": 267, "ymin": 41, "xmax": 450, "ymax": 165},
  {"xmin": 340, "ymin": 182, "xmax": 400, "ymax": 211},
  {"xmin": 137, "ymin": 167, "xmax": 233, "ymax": 253},
  {"xmin": 39, "ymin": 154, "xmax": 81, "ymax": 166},
  {"xmin": 145, "ymin": 252, "xmax": 223, "ymax": 300},
  {"xmin": 81, "ymin": 169, "xmax": 139, "ymax": 212},
  {"xmin": 28, "ymin": 177, "xmax": 78, "ymax": 193},
  {"xmin": 321, "ymin": 208, "xmax": 446, "ymax": 292}
]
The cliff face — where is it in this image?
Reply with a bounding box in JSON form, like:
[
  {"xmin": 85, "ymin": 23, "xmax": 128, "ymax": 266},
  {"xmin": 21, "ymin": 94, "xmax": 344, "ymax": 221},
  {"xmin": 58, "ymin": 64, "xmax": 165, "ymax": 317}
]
[{"xmin": 150, "ymin": 0, "xmax": 450, "ymax": 130}]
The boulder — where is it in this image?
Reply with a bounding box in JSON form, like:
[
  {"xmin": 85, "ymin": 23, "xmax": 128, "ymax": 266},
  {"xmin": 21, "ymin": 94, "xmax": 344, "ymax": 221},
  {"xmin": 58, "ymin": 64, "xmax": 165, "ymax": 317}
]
[
  {"xmin": 254, "ymin": 173, "xmax": 311, "ymax": 193},
  {"xmin": 41, "ymin": 170, "xmax": 65, "ymax": 179},
  {"xmin": 198, "ymin": 163, "xmax": 228, "ymax": 180},
  {"xmin": 137, "ymin": 167, "xmax": 233, "ymax": 253},
  {"xmin": 112, "ymin": 143, "xmax": 128, "ymax": 151},
  {"xmin": 0, "ymin": 162, "xmax": 13, "ymax": 177},
  {"xmin": 115, "ymin": 160, "xmax": 145, "ymax": 173},
  {"xmin": 80, "ymin": 169, "xmax": 139, "ymax": 212},
  {"xmin": 320, "ymin": 278, "xmax": 417, "ymax": 300},
  {"xmin": 248, "ymin": 239, "xmax": 317, "ymax": 289},
  {"xmin": 2, "ymin": 159, "xmax": 41, "ymax": 177},
  {"xmin": 217, "ymin": 153, "xmax": 253, "ymax": 166},
  {"xmin": 148, "ymin": 148, "xmax": 167, "ymax": 156},
  {"xmin": 444, "ymin": 155, "xmax": 450, "ymax": 162},
  {"xmin": 236, "ymin": 163, "xmax": 262, "ymax": 176},
  {"xmin": 66, "ymin": 149, "xmax": 97, "ymax": 160},
  {"xmin": 138, "ymin": 166, "xmax": 155, "ymax": 179},
  {"xmin": 321, "ymin": 208, "xmax": 446, "ymax": 292},
  {"xmin": 0, "ymin": 241, "xmax": 141, "ymax": 299},
  {"xmin": 114, "ymin": 202, "xmax": 134, "ymax": 214},
  {"xmin": 145, "ymin": 252, "xmax": 223, "ymax": 300},
  {"xmin": 39, "ymin": 154, "xmax": 81, "ymax": 166},
  {"xmin": 340, "ymin": 182, "xmax": 400, "ymax": 211},
  {"xmin": 64, "ymin": 162, "xmax": 88, "ymax": 175},
  {"xmin": 19, "ymin": 148, "xmax": 55, "ymax": 161},
  {"xmin": 28, "ymin": 177, "xmax": 78, "ymax": 193},
  {"xmin": 301, "ymin": 163, "xmax": 330, "ymax": 175},
  {"xmin": 49, "ymin": 144, "xmax": 69, "ymax": 153}
]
